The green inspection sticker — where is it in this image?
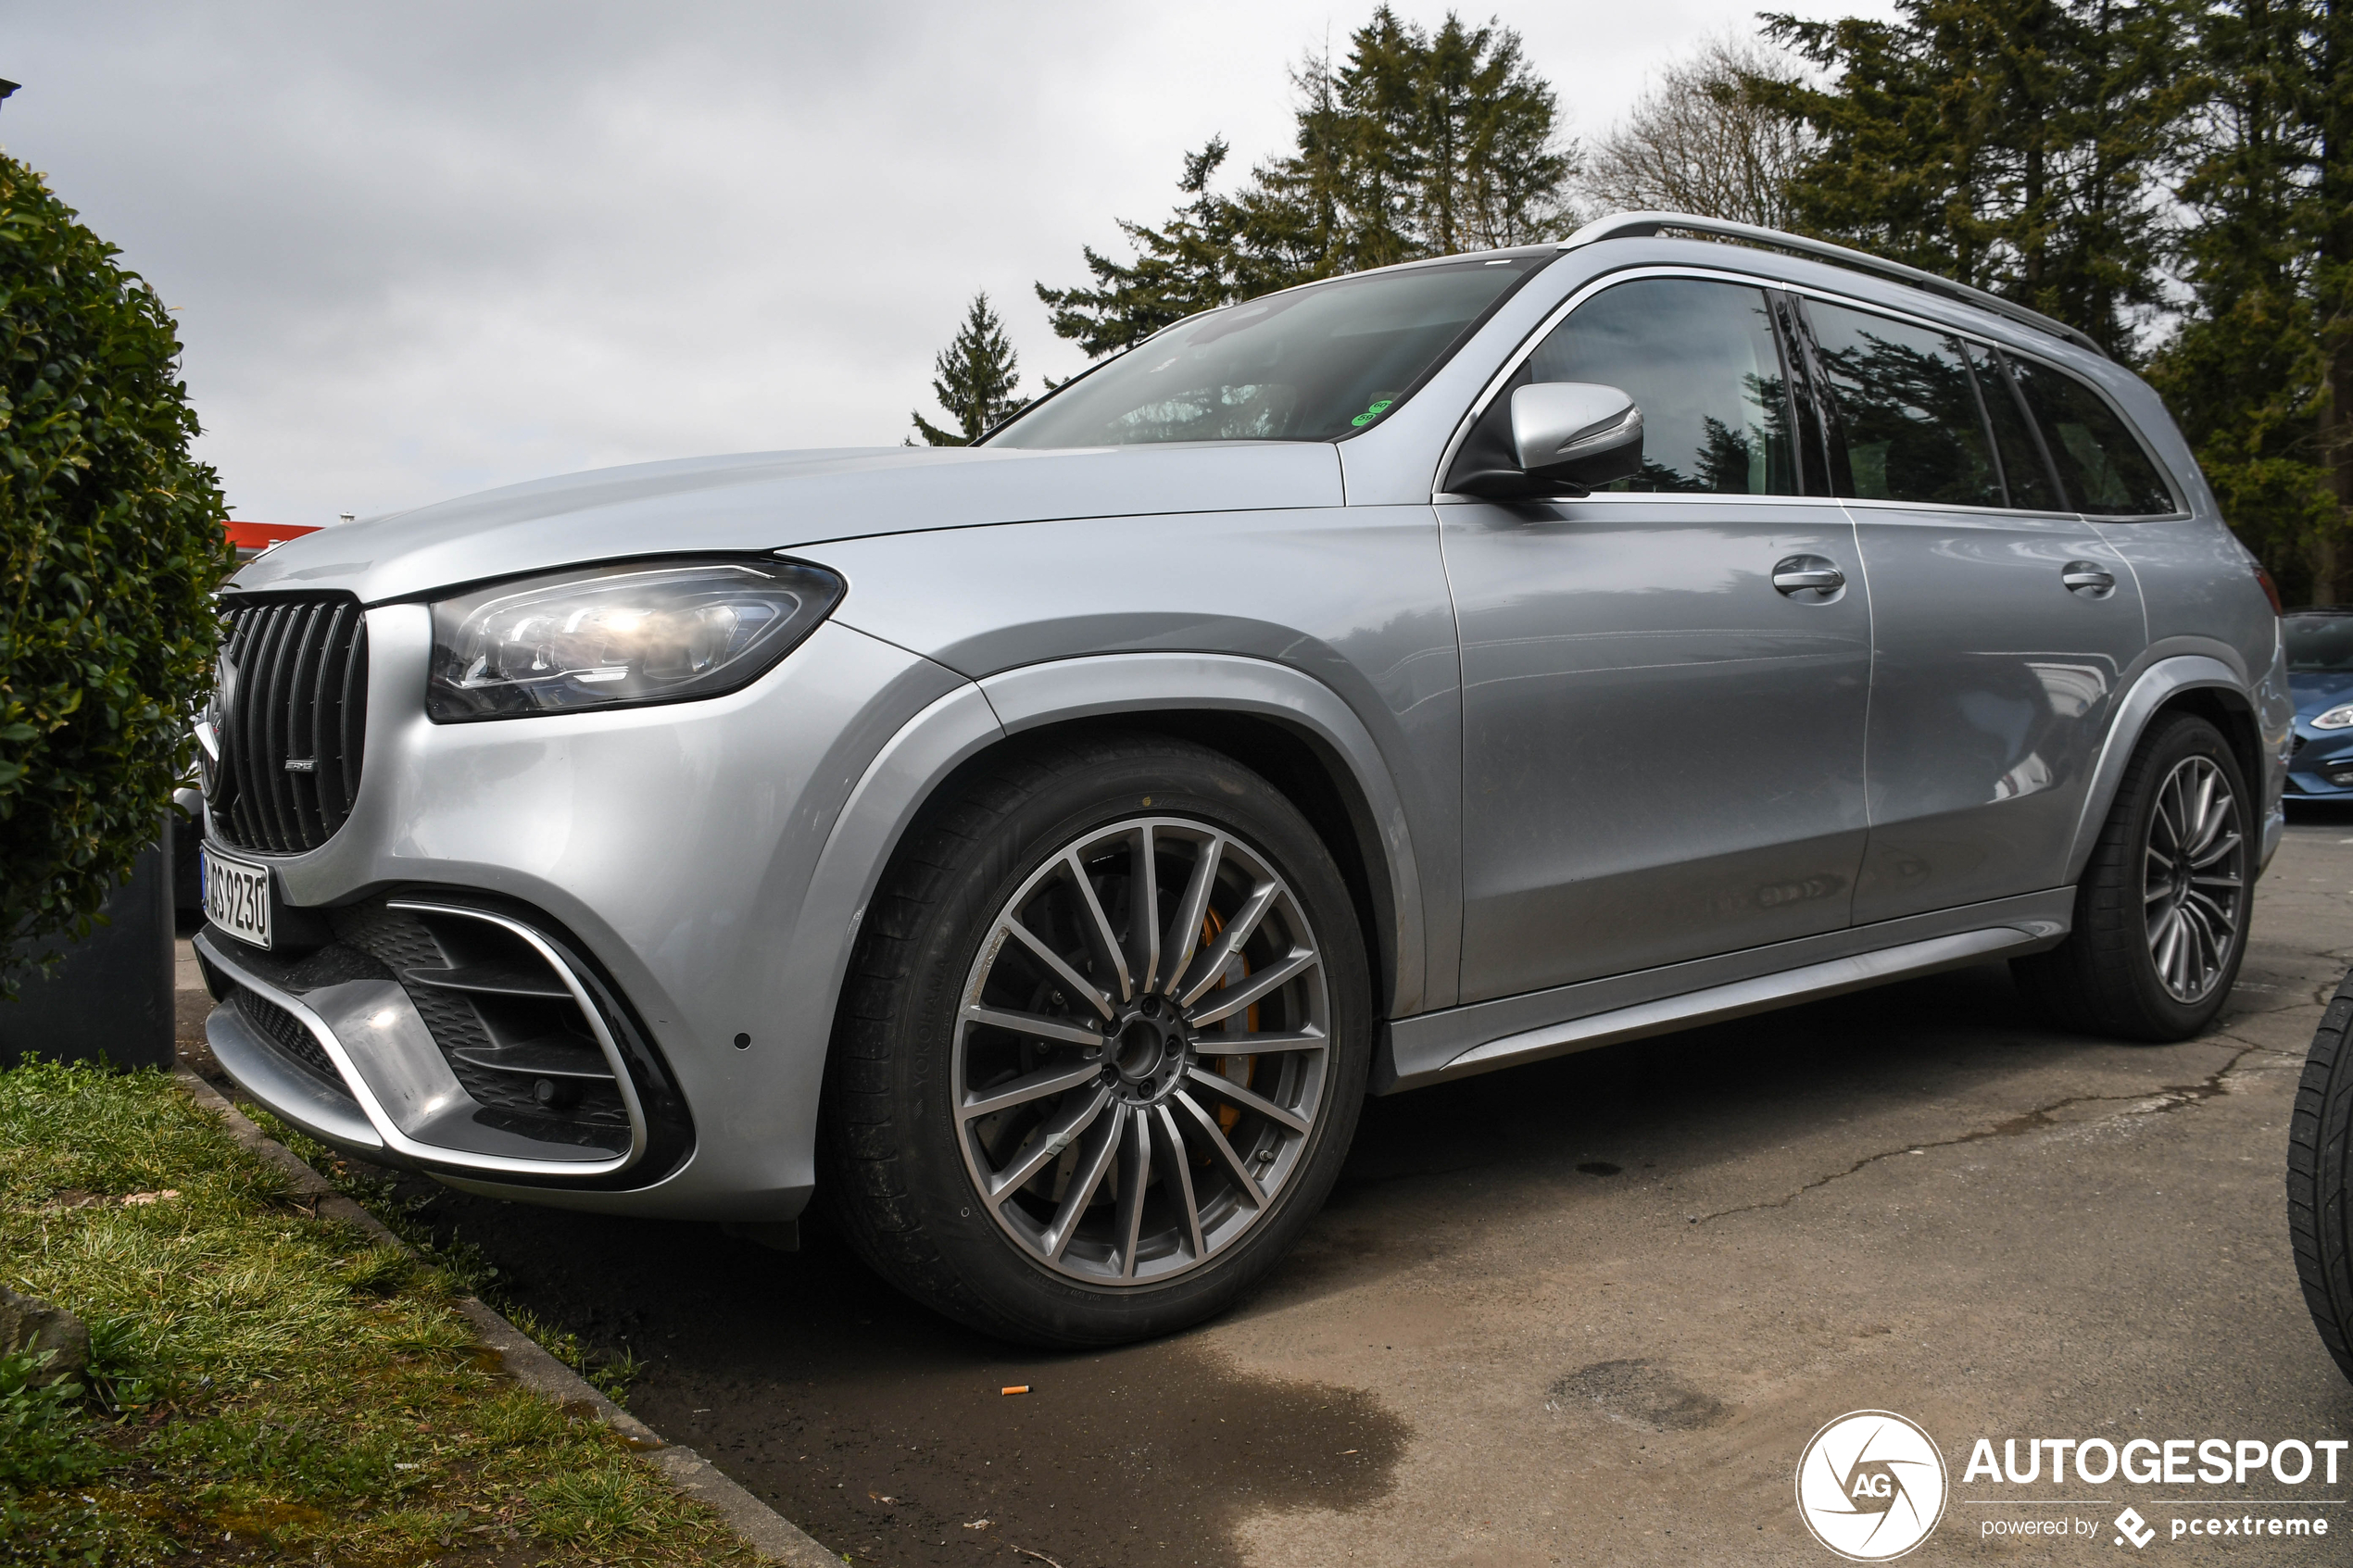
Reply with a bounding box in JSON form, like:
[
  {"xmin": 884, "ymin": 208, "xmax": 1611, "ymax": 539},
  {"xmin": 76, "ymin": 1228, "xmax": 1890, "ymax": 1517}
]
[{"xmin": 1350, "ymin": 398, "xmax": 1394, "ymax": 428}]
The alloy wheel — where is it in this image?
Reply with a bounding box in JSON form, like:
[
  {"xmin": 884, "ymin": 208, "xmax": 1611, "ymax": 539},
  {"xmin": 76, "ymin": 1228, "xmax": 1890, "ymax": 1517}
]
[
  {"xmin": 951, "ymin": 817, "xmax": 1331, "ymax": 1286},
  {"xmin": 2143, "ymin": 754, "xmax": 2246, "ymax": 1003}
]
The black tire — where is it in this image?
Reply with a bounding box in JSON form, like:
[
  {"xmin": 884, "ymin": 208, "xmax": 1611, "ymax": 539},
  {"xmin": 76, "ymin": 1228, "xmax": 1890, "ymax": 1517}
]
[
  {"xmin": 821, "ymin": 732, "xmax": 1372, "ymax": 1348},
  {"xmin": 2012, "ymin": 712, "xmax": 2252, "ymax": 1041},
  {"xmin": 2288, "ymin": 970, "xmax": 2353, "ymax": 1386}
]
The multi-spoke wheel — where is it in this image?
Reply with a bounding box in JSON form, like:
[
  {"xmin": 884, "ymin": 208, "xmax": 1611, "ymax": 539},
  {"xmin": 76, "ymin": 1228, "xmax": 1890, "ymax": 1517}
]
[
  {"xmin": 2142, "ymin": 755, "xmax": 2246, "ymax": 1004},
  {"xmin": 955, "ymin": 819, "xmax": 1330, "ymax": 1285},
  {"xmin": 824, "ymin": 734, "xmax": 1369, "ymax": 1347},
  {"xmin": 2014, "ymin": 712, "xmax": 2252, "ymax": 1040}
]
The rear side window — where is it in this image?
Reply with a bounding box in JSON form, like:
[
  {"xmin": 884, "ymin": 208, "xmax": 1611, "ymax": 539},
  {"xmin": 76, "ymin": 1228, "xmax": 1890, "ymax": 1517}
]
[
  {"xmin": 2007, "ymin": 357, "xmax": 2176, "ymax": 515},
  {"xmin": 1806, "ymin": 299, "xmax": 2000, "ymax": 507},
  {"xmin": 1961, "ymin": 342, "xmax": 2062, "ymax": 510},
  {"xmin": 1522, "ymin": 277, "xmax": 1800, "ymax": 494}
]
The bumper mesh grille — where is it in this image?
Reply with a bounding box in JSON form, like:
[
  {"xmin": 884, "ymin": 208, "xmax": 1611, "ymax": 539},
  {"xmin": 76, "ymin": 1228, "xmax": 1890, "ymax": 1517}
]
[
  {"xmin": 233, "ymin": 985, "xmax": 343, "ymax": 1090},
  {"xmin": 206, "ymin": 595, "xmax": 368, "ymax": 853},
  {"xmin": 331, "ymin": 902, "xmax": 633, "ymax": 1143}
]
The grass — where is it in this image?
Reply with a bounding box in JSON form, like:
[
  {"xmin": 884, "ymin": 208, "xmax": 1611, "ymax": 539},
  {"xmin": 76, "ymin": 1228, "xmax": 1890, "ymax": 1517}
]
[
  {"xmin": 235, "ymin": 1107, "xmax": 647, "ymax": 1406},
  {"xmin": 0, "ymin": 1058, "xmax": 760, "ymax": 1566}
]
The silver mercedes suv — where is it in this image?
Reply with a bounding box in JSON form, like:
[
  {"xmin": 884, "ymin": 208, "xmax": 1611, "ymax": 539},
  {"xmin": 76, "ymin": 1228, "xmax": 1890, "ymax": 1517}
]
[{"xmin": 193, "ymin": 212, "xmax": 2291, "ymax": 1346}]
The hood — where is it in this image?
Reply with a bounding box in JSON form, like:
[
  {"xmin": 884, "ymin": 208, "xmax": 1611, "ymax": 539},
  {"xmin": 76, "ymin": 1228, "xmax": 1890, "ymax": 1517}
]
[
  {"xmin": 2293, "ymin": 670, "xmax": 2353, "ymax": 721},
  {"xmin": 230, "ymin": 442, "xmax": 1345, "ymax": 604}
]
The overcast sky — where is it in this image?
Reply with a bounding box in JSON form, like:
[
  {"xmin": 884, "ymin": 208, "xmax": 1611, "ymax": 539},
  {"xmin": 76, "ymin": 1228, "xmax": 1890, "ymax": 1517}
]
[{"xmin": 3, "ymin": 1, "xmax": 1891, "ymax": 525}]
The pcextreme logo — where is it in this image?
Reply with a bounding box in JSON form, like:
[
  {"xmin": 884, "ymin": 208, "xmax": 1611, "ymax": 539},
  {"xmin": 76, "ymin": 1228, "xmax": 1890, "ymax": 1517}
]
[{"xmin": 1795, "ymin": 1411, "xmax": 1951, "ymax": 1562}]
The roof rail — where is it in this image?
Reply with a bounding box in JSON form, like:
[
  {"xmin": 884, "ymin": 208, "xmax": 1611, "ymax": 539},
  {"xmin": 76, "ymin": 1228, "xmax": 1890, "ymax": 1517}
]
[{"xmin": 1558, "ymin": 210, "xmax": 2107, "ymax": 359}]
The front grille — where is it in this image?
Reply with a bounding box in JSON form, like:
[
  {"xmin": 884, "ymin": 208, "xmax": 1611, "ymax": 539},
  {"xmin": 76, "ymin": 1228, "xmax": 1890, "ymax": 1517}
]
[{"xmin": 207, "ymin": 595, "xmax": 369, "ymax": 853}]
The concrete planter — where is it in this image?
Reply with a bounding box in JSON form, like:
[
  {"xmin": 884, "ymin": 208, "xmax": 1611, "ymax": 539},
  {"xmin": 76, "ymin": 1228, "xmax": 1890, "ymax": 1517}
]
[{"xmin": 0, "ymin": 826, "xmax": 174, "ymax": 1071}]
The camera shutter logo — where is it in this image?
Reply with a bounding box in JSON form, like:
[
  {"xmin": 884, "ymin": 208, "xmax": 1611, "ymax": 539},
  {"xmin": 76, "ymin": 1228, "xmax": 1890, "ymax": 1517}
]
[{"xmin": 1794, "ymin": 1411, "xmax": 1948, "ymax": 1561}]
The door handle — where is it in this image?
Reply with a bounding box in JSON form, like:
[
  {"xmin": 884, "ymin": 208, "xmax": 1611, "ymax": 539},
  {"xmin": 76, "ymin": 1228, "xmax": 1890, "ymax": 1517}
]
[
  {"xmin": 1771, "ymin": 558, "xmax": 1846, "ymax": 599},
  {"xmin": 2061, "ymin": 562, "xmax": 2117, "ymax": 596}
]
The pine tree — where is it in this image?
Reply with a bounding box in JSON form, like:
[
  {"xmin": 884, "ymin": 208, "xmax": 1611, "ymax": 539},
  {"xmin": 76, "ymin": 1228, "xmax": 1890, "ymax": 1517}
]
[
  {"xmin": 910, "ymin": 292, "xmax": 1024, "ymax": 446},
  {"xmin": 2148, "ymin": 0, "xmax": 2338, "ymax": 601},
  {"xmin": 1756, "ymin": 0, "xmax": 2183, "ymax": 357},
  {"xmin": 1036, "ymin": 6, "xmax": 1577, "ymax": 359}
]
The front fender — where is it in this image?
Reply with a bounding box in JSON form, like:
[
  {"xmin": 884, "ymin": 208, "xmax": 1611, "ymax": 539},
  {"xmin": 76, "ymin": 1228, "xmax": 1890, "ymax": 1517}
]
[{"xmin": 977, "ymin": 651, "xmax": 1428, "ymax": 1015}]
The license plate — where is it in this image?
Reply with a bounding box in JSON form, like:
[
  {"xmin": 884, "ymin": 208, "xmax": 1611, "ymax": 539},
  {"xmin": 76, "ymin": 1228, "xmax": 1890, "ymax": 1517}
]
[{"xmin": 201, "ymin": 844, "xmax": 273, "ymax": 949}]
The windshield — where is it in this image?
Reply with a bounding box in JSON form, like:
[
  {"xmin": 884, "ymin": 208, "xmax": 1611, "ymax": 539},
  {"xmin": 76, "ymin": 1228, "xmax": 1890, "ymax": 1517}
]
[
  {"xmin": 2287, "ymin": 612, "xmax": 2353, "ymax": 674},
  {"xmin": 988, "ymin": 256, "xmax": 1548, "ymax": 448}
]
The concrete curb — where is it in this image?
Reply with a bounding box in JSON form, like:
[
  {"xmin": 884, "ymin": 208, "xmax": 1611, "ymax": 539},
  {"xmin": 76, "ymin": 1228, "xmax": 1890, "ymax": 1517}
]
[{"xmin": 173, "ymin": 1070, "xmax": 840, "ymax": 1568}]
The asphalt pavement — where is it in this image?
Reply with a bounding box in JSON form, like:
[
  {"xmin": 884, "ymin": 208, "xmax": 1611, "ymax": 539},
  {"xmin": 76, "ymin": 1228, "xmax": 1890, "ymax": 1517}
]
[{"xmin": 177, "ymin": 807, "xmax": 2353, "ymax": 1566}]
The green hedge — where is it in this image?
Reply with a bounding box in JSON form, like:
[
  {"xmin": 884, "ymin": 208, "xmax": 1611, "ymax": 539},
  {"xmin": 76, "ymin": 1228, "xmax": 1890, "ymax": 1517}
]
[{"xmin": 0, "ymin": 154, "xmax": 230, "ymax": 970}]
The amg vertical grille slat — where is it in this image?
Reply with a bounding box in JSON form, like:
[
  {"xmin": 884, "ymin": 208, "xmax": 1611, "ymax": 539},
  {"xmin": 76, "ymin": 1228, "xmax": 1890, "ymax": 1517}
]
[
  {"xmin": 333, "ymin": 608, "xmax": 368, "ymax": 820},
  {"xmin": 260, "ymin": 604, "xmax": 305, "ymax": 849},
  {"xmin": 207, "ymin": 594, "xmax": 370, "ymax": 854},
  {"xmin": 308, "ymin": 603, "xmax": 346, "ymax": 821},
  {"xmin": 244, "ymin": 605, "xmax": 289, "ymax": 849},
  {"xmin": 234, "ymin": 604, "xmax": 286, "ymax": 849}
]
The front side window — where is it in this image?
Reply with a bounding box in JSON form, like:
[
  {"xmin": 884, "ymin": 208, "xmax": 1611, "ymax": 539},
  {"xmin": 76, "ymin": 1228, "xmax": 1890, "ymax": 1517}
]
[
  {"xmin": 2006, "ymin": 357, "xmax": 2176, "ymax": 516},
  {"xmin": 1520, "ymin": 277, "xmax": 1799, "ymax": 494},
  {"xmin": 988, "ymin": 257, "xmax": 1546, "ymax": 448},
  {"xmin": 1806, "ymin": 299, "xmax": 2001, "ymax": 508}
]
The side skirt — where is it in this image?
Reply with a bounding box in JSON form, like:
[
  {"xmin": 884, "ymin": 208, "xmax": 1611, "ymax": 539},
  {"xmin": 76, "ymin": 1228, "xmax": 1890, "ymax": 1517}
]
[{"xmin": 1378, "ymin": 888, "xmax": 2071, "ymax": 1092}]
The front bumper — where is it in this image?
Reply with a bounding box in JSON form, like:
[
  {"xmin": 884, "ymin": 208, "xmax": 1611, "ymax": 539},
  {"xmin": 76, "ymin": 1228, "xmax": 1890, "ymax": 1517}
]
[
  {"xmin": 2286, "ymin": 725, "xmax": 2353, "ymax": 797},
  {"xmin": 200, "ymin": 604, "xmax": 968, "ymax": 1220}
]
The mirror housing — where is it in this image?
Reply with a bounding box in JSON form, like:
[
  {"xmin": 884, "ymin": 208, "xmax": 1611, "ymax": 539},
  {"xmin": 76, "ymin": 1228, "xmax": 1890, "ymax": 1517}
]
[
  {"xmin": 1512, "ymin": 382, "xmax": 1643, "ymax": 493},
  {"xmin": 1452, "ymin": 382, "xmax": 1644, "ymax": 498}
]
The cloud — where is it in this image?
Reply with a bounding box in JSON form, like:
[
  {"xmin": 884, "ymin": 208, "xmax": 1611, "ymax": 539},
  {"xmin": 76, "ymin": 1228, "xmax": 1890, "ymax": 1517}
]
[{"xmin": 1, "ymin": 0, "xmax": 1885, "ymax": 524}]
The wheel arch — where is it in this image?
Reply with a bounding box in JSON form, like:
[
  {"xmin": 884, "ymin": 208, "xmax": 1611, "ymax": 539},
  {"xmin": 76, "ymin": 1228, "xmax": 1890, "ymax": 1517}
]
[
  {"xmin": 779, "ymin": 657, "xmax": 1427, "ymax": 1179},
  {"xmin": 974, "ymin": 654, "xmax": 1425, "ymax": 1020},
  {"xmin": 2066, "ymin": 654, "xmax": 2262, "ymax": 884}
]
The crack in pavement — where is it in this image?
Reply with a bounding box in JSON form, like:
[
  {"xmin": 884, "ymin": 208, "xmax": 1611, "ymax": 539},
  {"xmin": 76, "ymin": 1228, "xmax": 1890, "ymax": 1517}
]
[{"xmin": 1690, "ymin": 1041, "xmax": 2278, "ymax": 1226}]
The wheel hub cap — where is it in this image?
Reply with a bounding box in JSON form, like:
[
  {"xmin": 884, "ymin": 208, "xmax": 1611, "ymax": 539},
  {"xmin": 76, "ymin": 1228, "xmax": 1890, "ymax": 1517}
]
[{"xmin": 1109, "ymin": 1008, "xmax": 1187, "ymax": 1098}]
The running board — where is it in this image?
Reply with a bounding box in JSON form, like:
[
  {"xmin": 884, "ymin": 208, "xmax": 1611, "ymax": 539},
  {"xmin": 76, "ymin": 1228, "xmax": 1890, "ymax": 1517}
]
[{"xmin": 1388, "ymin": 922, "xmax": 2057, "ymax": 1091}]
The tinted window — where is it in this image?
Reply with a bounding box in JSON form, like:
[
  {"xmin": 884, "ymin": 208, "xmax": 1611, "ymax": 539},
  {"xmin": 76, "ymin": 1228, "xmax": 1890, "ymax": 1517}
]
[
  {"xmin": 989, "ymin": 257, "xmax": 1543, "ymax": 447},
  {"xmin": 1962, "ymin": 342, "xmax": 2061, "ymax": 509},
  {"xmin": 2007, "ymin": 357, "xmax": 2175, "ymax": 515},
  {"xmin": 1522, "ymin": 277, "xmax": 1798, "ymax": 494},
  {"xmin": 2286, "ymin": 613, "xmax": 2353, "ymax": 673},
  {"xmin": 1806, "ymin": 299, "xmax": 2000, "ymax": 507}
]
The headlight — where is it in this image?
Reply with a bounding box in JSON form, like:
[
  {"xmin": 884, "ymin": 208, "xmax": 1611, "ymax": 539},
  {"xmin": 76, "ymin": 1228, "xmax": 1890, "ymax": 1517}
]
[
  {"xmin": 426, "ymin": 558, "xmax": 843, "ymax": 721},
  {"xmin": 2313, "ymin": 703, "xmax": 2353, "ymax": 731}
]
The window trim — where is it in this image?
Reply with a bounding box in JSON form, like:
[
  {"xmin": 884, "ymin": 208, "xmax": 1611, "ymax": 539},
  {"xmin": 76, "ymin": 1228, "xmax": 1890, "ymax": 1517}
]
[{"xmin": 1433, "ymin": 264, "xmax": 2189, "ymax": 521}]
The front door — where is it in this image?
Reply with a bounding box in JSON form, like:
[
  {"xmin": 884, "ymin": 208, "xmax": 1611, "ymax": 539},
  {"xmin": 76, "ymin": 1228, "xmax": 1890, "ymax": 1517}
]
[
  {"xmin": 1445, "ymin": 275, "xmax": 1873, "ymax": 1005},
  {"xmin": 1795, "ymin": 296, "xmax": 2151, "ymax": 924}
]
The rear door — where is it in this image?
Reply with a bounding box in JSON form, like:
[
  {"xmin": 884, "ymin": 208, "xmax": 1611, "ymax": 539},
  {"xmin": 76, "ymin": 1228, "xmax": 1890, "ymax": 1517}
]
[
  {"xmin": 1799, "ymin": 296, "xmax": 2151, "ymax": 924},
  {"xmin": 1443, "ymin": 273, "xmax": 1874, "ymax": 1004}
]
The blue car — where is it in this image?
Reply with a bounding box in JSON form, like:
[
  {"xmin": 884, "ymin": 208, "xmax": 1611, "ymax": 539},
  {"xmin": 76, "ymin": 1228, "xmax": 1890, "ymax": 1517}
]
[{"xmin": 2287, "ymin": 607, "xmax": 2353, "ymax": 797}]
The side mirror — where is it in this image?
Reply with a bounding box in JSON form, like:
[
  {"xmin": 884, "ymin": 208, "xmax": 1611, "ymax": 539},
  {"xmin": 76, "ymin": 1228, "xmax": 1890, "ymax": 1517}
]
[{"xmin": 1509, "ymin": 382, "xmax": 1643, "ymax": 494}]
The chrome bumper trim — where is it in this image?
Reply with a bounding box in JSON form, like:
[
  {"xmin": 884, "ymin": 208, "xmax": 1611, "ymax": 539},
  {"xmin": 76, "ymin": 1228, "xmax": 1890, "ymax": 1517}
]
[
  {"xmin": 206, "ymin": 998, "xmax": 385, "ymax": 1156},
  {"xmin": 193, "ymin": 927, "xmax": 640, "ymax": 1179}
]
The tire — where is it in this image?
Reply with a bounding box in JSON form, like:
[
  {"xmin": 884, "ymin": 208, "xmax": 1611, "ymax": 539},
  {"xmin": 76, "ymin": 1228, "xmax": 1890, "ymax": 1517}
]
[
  {"xmin": 2012, "ymin": 712, "xmax": 2252, "ymax": 1042},
  {"xmin": 2290, "ymin": 971, "xmax": 2353, "ymax": 1386},
  {"xmin": 821, "ymin": 732, "xmax": 1372, "ymax": 1348}
]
